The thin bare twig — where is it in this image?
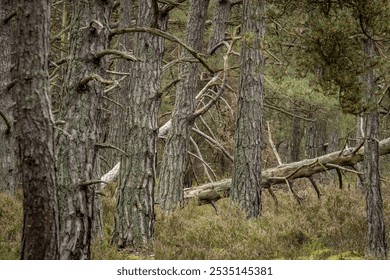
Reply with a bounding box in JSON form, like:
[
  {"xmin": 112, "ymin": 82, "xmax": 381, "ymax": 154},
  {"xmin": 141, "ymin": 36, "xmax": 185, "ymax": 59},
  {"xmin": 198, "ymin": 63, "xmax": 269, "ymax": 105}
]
[{"xmin": 110, "ymin": 26, "xmax": 215, "ymax": 73}]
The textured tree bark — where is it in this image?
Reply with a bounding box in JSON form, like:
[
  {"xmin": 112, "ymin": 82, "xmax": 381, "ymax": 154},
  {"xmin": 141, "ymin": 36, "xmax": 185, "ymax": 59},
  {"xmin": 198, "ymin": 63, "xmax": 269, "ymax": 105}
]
[
  {"xmin": 231, "ymin": 0, "xmax": 265, "ymax": 218},
  {"xmin": 112, "ymin": 0, "xmax": 166, "ymax": 250},
  {"xmin": 57, "ymin": 0, "xmax": 112, "ymax": 260},
  {"xmin": 0, "ymin": 0, "xmax": 16, "ymax": 194},
  {"xmin": 290, "ymin": 107, "xmax": 302, "ymax": 162},
  {"xmin": 158, "ymin": 0, "xmax": 210, "ymax": 212},
  {"xmin": 208, "ymin": 0, "xmax": 231, "ymax": 54},
  {"xmin": 93, "ymin": 0, "xmax": 134, "ymax": 241},
  {"xmin": 362, "ymin": 37, "xmax": 387, "ymax": 259},
  {"xmin": 185, "ymin": 137, "xmax": 390, "ymax": 204},
  {"xmin": 13, "ymin": 0, "xmax": 60, "ymax": 260},
  {"xmin": 305, "ymin": 115, "xmax": 327, "ymax": 159}
]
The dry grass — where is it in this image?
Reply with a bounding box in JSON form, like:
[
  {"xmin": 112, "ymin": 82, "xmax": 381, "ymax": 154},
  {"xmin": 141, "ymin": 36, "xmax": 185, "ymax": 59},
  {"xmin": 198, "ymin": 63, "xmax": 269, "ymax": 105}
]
[
  {"xmin": 155, "ymin": 181, "xmax": 390, "ymax": 260},
  {"xmin": 0, "ymin": 191, "xmax": 22, "ymax": 260},
  {"xmin": 1, "ymin": 178, "xmax": 389, "ymax": 260}
]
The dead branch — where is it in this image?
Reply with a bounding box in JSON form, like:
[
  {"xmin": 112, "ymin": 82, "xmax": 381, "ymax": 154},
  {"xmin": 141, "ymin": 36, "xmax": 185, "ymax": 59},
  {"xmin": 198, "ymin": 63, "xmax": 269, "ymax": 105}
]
[
  {"xmin": 0, "ymin": 109, "xmax": 12, "ymax": 134},
  {"xmin": 267, "ymin": 121, "xmax": 282, "ymax": 165},
  {"xmin": 110, "ymin": 26, "xmax": 215, "ymax": 73},
  {"xmin": 183, "ymin": 137, "xmax": 390, "ymax": 204},
  {"xmin": 78, "ymin": 74, "xmax": 114, "ymax": 88},
  {"xmin": 191, "ymin": 127, "xmax": 233, "ymax": 162},
  {"xmin": 95, "ymin": 143, "xmax": 129, "ymax": 156},
  {"xmin": 308, "ymin": 176, "xmax": 322, "ymax": 199},
  {"xmin": 189, "ymin": 136, "xmax": 216, "ymax": 182},
  {"xmin": 95, "ymin": 49, "xmax": 140, "ymax": 61}
]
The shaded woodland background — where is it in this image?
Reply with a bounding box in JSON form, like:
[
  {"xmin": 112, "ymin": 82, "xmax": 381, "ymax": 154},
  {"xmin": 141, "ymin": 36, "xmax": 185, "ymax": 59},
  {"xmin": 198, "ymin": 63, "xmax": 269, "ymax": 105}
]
[{"xmin": 0, "ymin": 0, "xmax": 390, "ymax": 260}]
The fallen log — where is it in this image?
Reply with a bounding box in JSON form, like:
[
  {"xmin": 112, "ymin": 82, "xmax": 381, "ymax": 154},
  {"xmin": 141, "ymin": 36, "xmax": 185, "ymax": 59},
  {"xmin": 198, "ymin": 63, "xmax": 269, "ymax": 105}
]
[{"xmin": 184, "ymin": 137, "xmax": 390, "ymax": 204}]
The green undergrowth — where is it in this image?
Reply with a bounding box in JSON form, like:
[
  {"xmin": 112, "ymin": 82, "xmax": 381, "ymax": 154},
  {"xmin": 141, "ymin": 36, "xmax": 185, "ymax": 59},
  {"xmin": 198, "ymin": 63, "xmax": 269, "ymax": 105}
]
[
  {"xmin": 0, "ymin": 191, "xmax": 22, "ymax": 260},
  {"xmin": 155, "ymin": 182, "xmax": 390, "ymax": 260},
  {"xmin": 1, "ymin": 180, "xmax": 389, "ymax": 260}
]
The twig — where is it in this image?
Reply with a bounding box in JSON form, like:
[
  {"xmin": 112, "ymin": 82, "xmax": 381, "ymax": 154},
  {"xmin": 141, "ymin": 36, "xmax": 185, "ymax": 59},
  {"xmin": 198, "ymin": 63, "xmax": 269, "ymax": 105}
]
[
  {"xmin": 95, "ymin": 49, "xmax": 140, "ymax": 61},
  {"xmin": 188, "ymin": 150, "xmax": 217, "ymax": 182},
  {"xmin": 106, "ymin": 70, "xmax": 131, "ymax": 76},
  {"xmin": 267, "ymin": 121, "xmax": 283, "ymax": 165},
  {"xmin": 264, "ymin": 102, "xmax": 315, "ymax": 122},
  {"xmin": 102, "ymin": 95, "xmax": 125, "ymax": 111},
  {"xmin": 110, "ymin": 26, "xmax": 215, "ymax": 73},
  {"xmin": 350, "ymin": 139, "xmax": 365, "ymax": 156},
  {"xmin": 285, "ymin": 179, "xmax": 303, "ymax": 204},
  {"xmin": 95, "ymin": 143, "xmax": 129, "ymax": 156},
  {"xmin": 159, "ymin": 78, "xmax": 181, "ymax": 98},
  {"xmin": 335, "ymin": 168, "xmax": 343, "ymax": 190},
  {"xmin": 78, "ymin": 74, "xmax": 114, "ymax": 88},
  {"xmin": 0, "ymin": 109, "xmax": 11, "ymax": 134},
  {"xmin": 308, "ymin": 176, "xmax": 322, "ymax": 200},
  {"xmin": 209, "ymin": 200, "xmax": 219, "ymax": 215},
  {"xmin": 190, "ymin": 136, "xmax": 216, "ymax": 182},
  {"xmin": 325, "ymin": 163, "xmax": 364, "ymax": 175},
  {"xmin": 267, "ymin": 188, "xmax": 279, "ymax": 210},
  {"xmin": 191, "ymin": 127, "xmax": 233, "ymax": 161},
  {"xmin": 78, "ymin": 180, "xmax": 110, "ymax": 188}
]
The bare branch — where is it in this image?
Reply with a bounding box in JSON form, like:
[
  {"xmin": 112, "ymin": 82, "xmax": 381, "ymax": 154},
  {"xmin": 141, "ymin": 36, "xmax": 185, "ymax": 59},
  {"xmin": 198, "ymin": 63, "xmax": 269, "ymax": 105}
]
[
  {"xmin": 184, "ymin": 137, "xmax": 390, "ymax": 205},
  {"xmin": 95, "ymin": 49, "xmax": 140, "ymax": 61},
  {"xmin": 78, "ymin": 74, "xmax": 114, "ymax": 88},
  {"xmin": 0, "ymin": 109, "xmax": 12, "ymax": 134},
  {"xmin": 78, "ymin": 180, "xmax": 110, "ymax": 188},
  {"xmin": 308, "ymin": 176, "xmax": 322, "ymax": 200},
  {"xmin": 285, "ymin": 179, "xmax": 303, "ymax": 204},
  {"xmin": 264, "ymin": 102, "xmax": 315, "ymax": 122},
  {"xmin": 189, "ymin": 137, "xmax": 216, "ymax": 182},
  {"xmin": 95, "ymin": 143, "xmax": 129, "ymax": 156},
  {"xmin": 110, "ymin": 26, "xmax": 215, "ymax": 73},
  {"xmin": 192, "ymin": 127, "xmax": 233, "ymax": 161},
  {"xmin": 267, "ymin": 188, "xmax": 279, "ymax": 210},
  {"xmin": 266, "ymin": 121, "xmax": 283, "ymax": 165}
]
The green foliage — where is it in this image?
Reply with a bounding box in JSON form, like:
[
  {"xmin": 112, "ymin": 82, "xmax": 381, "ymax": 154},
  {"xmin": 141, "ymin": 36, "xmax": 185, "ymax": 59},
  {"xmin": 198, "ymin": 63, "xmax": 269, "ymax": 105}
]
[
  {"xmin": 1, "ymin": 179, "xmax": 389, "ymax": 260},
  {"xmin": 298, "ymin": 0, "xmax": 390, "ymax": 114},
  {"xmin": 155, "ymin": 183, "xmax": 390, "ymax": 259},
  {"xmin": 0, "ymin": 192, "xmax": 22, "ymax": 260}
]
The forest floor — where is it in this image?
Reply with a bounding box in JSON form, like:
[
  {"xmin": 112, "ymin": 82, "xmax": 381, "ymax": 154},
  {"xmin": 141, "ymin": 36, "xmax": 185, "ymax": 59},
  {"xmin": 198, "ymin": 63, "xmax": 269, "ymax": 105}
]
[{"xmin": 1, "ymin": 175, "xmax": 389, "ymax": 260}]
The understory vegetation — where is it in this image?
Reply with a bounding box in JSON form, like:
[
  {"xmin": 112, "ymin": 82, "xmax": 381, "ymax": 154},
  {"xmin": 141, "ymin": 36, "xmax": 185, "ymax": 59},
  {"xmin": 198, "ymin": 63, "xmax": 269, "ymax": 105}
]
[{"xmin": 2, "ymin": 176, "xmax": 389, "ymax": 260}]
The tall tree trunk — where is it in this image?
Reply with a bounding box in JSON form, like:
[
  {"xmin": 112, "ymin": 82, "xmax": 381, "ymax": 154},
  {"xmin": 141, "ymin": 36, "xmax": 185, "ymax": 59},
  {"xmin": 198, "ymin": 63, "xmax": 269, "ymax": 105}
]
[
  {"xmin": 0, "ymin": 0, "xmax": 16, "ymax": 194},
  {"xmin": 92, "ymin": 0, "xmax": 135, "ymax": 241},
  {"xmin": 363, "ymin": 37, "xmax": 387, "ymax": 259},
  {"xmin": 57, "ymin": 0, "xmax": 112, "ymax": 260},
  {"xmin": 13, "ymin": 0, "xmax": 60, "ymax": 260},
  {"xmin": 158, "ymin": 0, "xmax": 210, "ymax": 212},
  {"xmin": 208, "ymin": 0, "xmax": 230, "ymax": 54},
  {"xmin": 305, "ymin": 114, "xmax": 327, "ymax": 159},
  {"xmin": 231, "ymin": 0, "xmax": 265, "ymax": 218},
  {"xmin": 112, "ymin": 0, "xmax": 166, "ymax": 250},
  {"xmin": 290, "ymin": 107, "xmax": 302, "ymax": 162}
]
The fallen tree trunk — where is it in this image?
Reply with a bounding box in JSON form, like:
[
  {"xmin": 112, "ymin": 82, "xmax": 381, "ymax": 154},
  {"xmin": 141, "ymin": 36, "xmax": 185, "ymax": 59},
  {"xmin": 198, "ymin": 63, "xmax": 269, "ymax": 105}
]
[{"xmin": 184, "ymin": 137, "xmax": 390, "ymax": 204}]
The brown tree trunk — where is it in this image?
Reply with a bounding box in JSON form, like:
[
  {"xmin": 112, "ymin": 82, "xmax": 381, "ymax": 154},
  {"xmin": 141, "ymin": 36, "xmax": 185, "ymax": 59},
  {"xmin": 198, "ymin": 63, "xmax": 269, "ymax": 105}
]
[
  {"xmin": 13, "ymin": 0, "xmax": 60, "ymax": 260},
  {"xmin": 112, "ymin": 0, "xmax": 166, "ymax": 250},
  {"xmin": 57, "ymin": 0, "xmax": 112, "ymax": 260},
  {"xmin": 363, "ymin": 37, "xmax": 387, "ymax": 259},
  {"xmin": 158, "ymin": 0, "xmax": 210, "ymax": 212},
  {"xmin": 305, "ymin": 114, "xmax": 327, "ymax": 159},
  {"xmin": 290, "ymin": 107, "xmax": 302, "ymax": 162},
  {"xmin": 208, "ymin": 0, "xmax": 231, "ymax": 54},
  {"xmin": 0, "ymin": 0, "xmax": 16, "ymax": 194},
  {"xmin": 231, "ymin": 0, "xmax": 265, "ymax": 218}
]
